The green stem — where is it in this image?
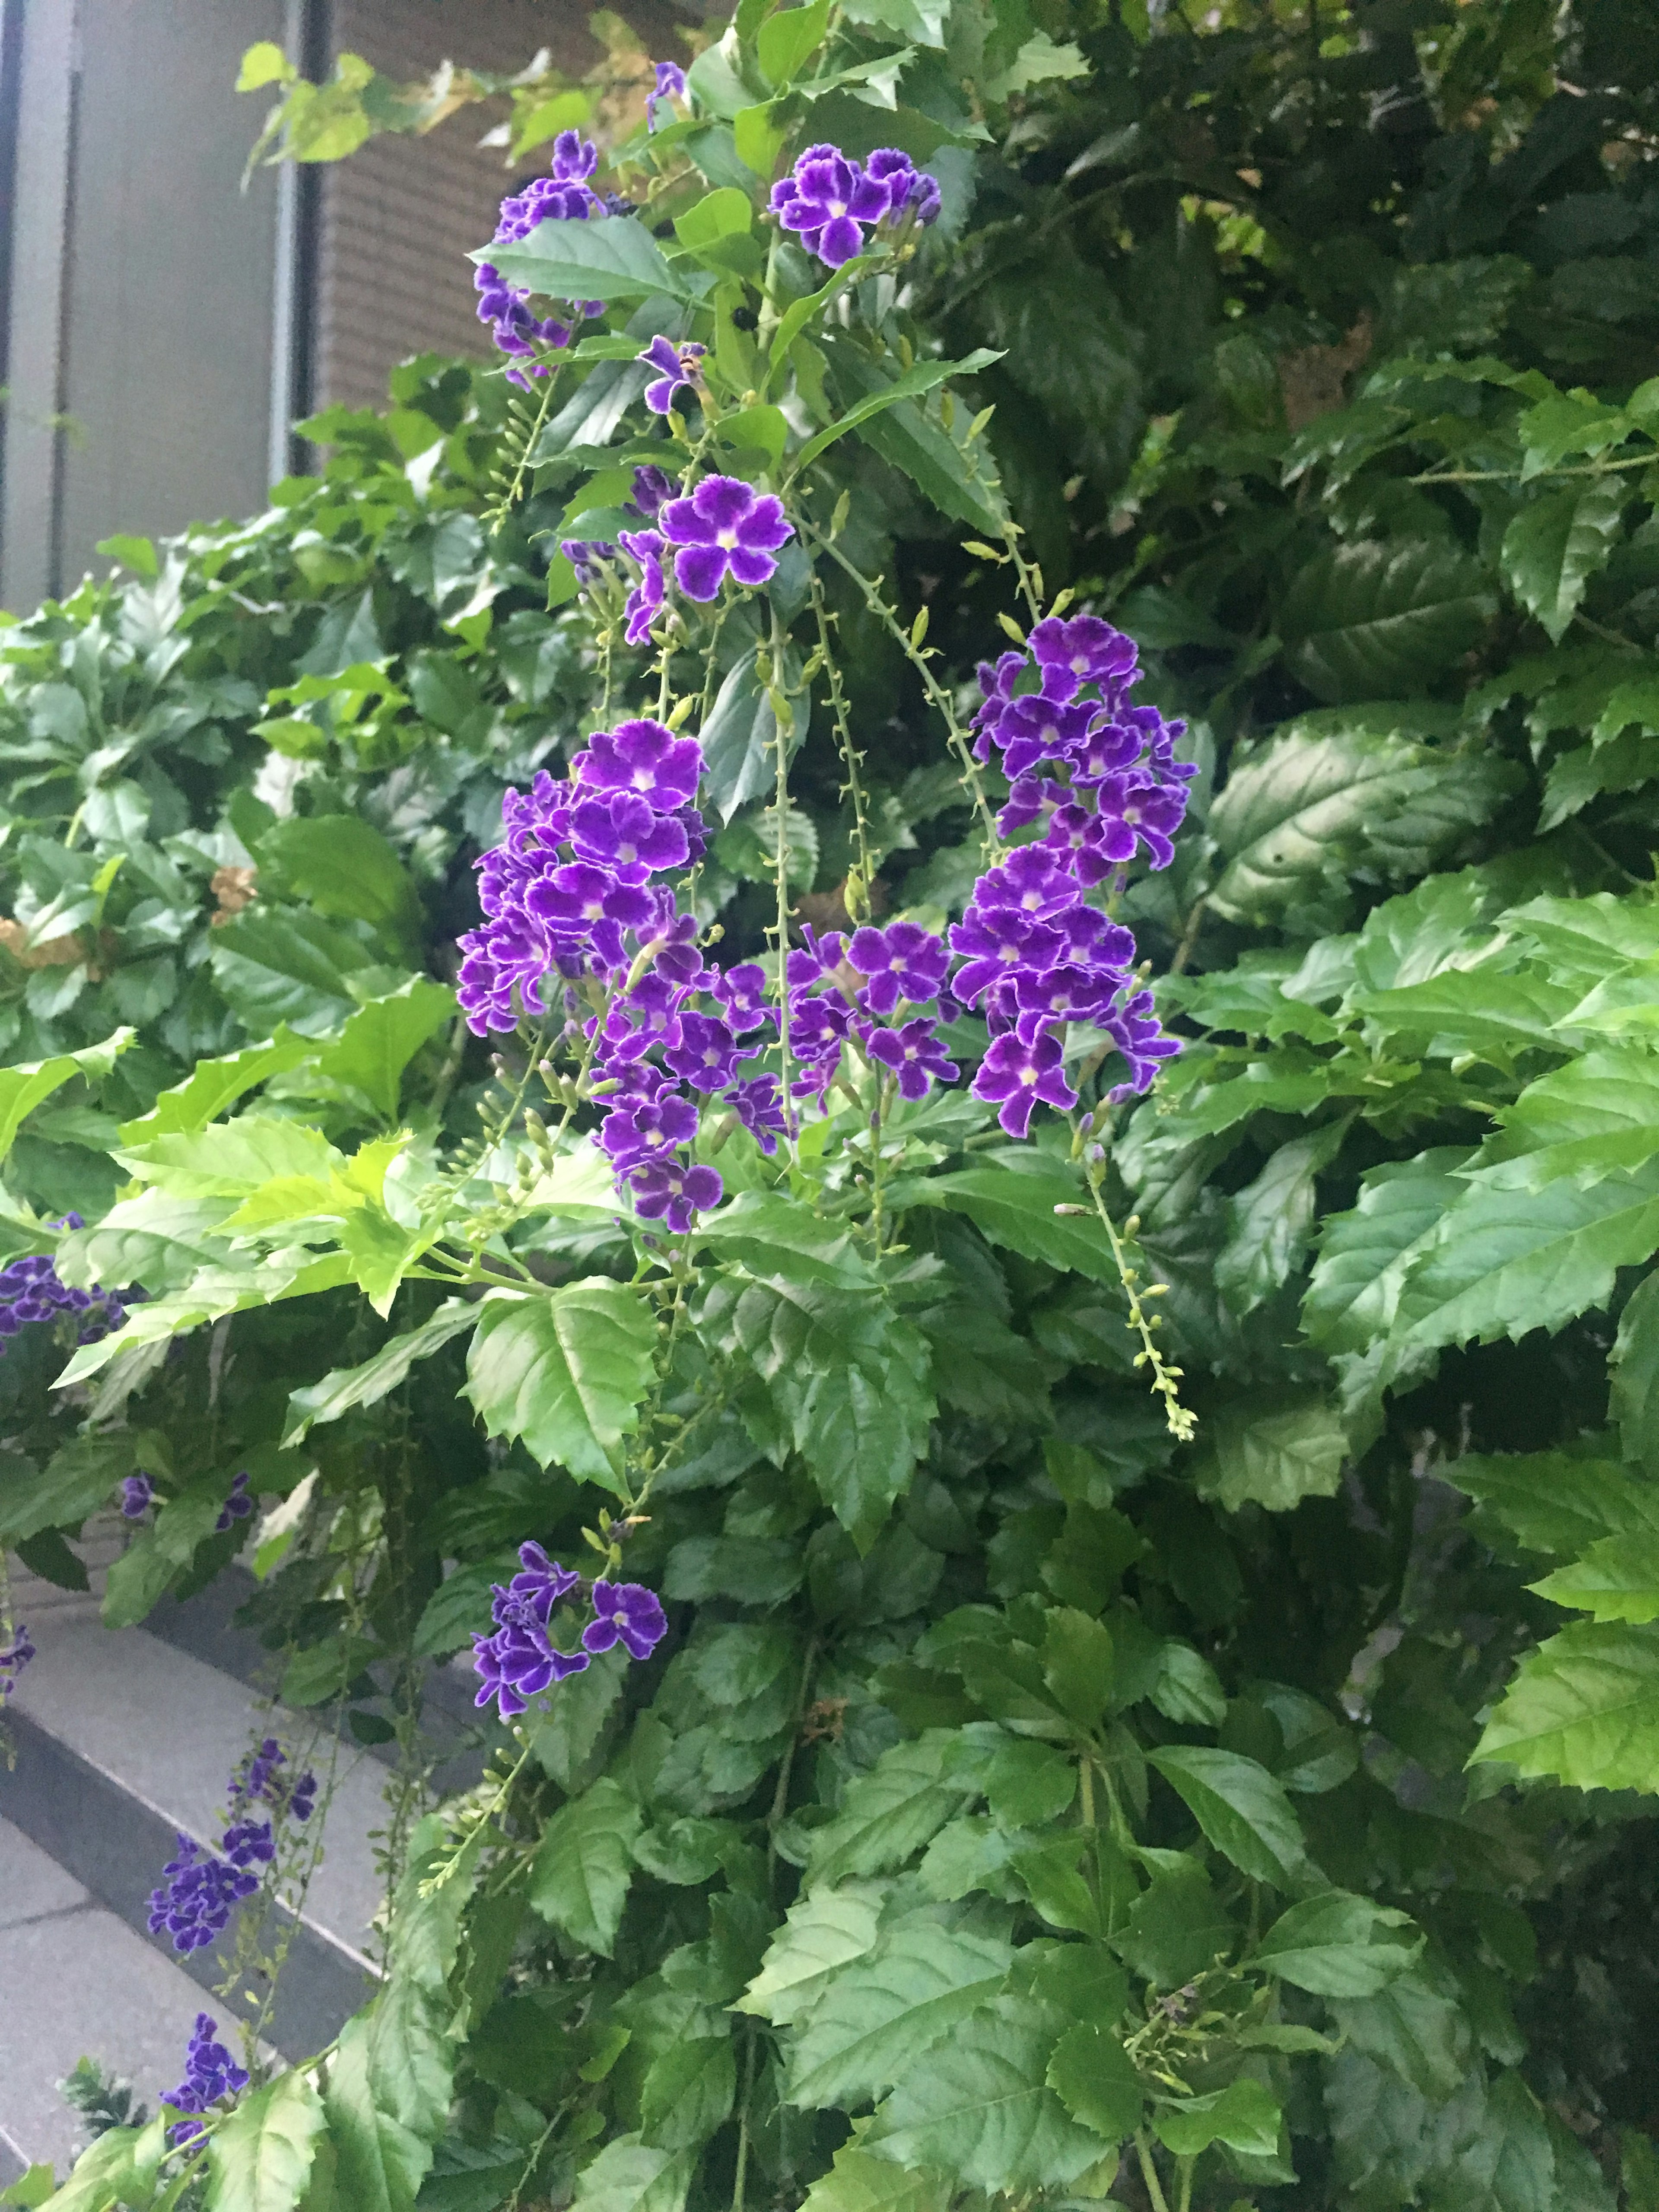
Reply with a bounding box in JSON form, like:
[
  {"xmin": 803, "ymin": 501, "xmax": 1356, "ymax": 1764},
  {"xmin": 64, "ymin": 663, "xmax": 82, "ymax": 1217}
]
[
  {"xmin": 1135, "ymin": 2131, "xmax": 1174, "ymax": 2212},
  {"xmin": 804, "ymin": 520, "xmax": 1001, "ymax": 855},
  {"xmin": 1176, "ymin": 2154, "xmax": 1195, "ymax": 2212},
  {"xmin": 810, "ymin": 562, "xmax": 874, "ymax": 909},
  {"xmin": 767, "ymin": 607, "xmax": 800, "ymax": 1150},
  {"xmin": 731, "ymin": 2026, "xmax": 758, "ymax": 2212},
  {"xmin": 1408, "ymin": 448, "xmax": 1655, "ymax": 485},
  {"xmin": 1076, "ymin": 1133, "xmax": 1195, "ymax": 1443}
]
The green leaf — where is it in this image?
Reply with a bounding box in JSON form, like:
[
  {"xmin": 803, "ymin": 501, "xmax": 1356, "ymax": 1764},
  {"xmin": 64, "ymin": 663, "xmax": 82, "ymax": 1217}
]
[
  {"xmin": 259, "ymin": 816, "xmax": 421, "ymax": 947},
  {"xmin": 1279, "ymin": 541, "xmax": 1498, "ymax": 705},
  {"xmin": 673, "ymin": 187, "xmax": 753, "ymax": 251},
  {"xmin": 466, "ymin": 1282, "xmax": 658, "ymax": 1489},
  {"xmin": 119, "ymin": 1032, "xmax": 315, "ymax": 1141},
  {"xmin": 55, "ymin": 1253, "xmax": 355, "ymax": 1386},
  {"xmin": 1614, "ymin": 1270, "xmax": 1659, "ymax": 1473},
  {"xmin": 569, "ymin": 2140, "xmax": 693, "ymax": 2212},
  {"xmin": 829, "ymin": 345, "xmax": 1008, "ymax": 537},
  {"xmin": 483, "ymin": 214, "xmax": 686, "ymax": 305},
  {"xmin": 307, "ymin": 980, "xmax": 454, "ymax": 1120},
  {"xmin": 795, "ymin": 350, "xmax": 1002, "ymax": 475},
  {"xmin": 1330, "ymin": 1966, "xmax": 1472, "ymax": 2101},
  {"xmin": 1357, "ymin": 967, "xmax": 1580, "ymax": 1058},
  {"xmin": 1427, "ymin": 1449, "xmax": 1652, "ymax": 1560},
  {"xmin": 735, "ymin": 1886, "xmax": 884, "ymax": 2024},
  {"xmin": 283, "ymin": 1300, "xmax": 478, "ymax": 1446},
  {"xmin": 864, "ymin": 1994, "xmax": 1109, "ymax": 2194},
  {"xmin": 639, "ymin": 2031, "xmax": 736, "ymax": 2154},
  {"xmin": 1153, "ymin": 2078, "xmax": 1281, "ymax": 2159},
  {"xmin": 1253, "ymin": 1891, "xmax": 1423, "ymax": 1995},
  {"xmin": 1500, "ymin": 479, "xmax": 1627, "ymax": 642},
  {"xmin": 0, "ymin": 1030, "xmax": 134, "ymax": 1166},
  {"xmin": 897, "ymin": 1166, "xmax": 1120, "ymax": 1282},
  {"xmin": 1192, "ymin": 1393, "xmax": 1348, "ymax": 1513},
  {"xmin": 1304, "ymin": 1149, "xmax": 1480, "ymax": 1355},
  {"xmin": 1044, "ymin": 2021, "xmax": 1143, "ymax": 2142},
  {"xmin": 1042, "ymin": 1607, "xmax": 1114, "ymax": 1732},
  {"xmin": 1215, "ymin": 1121, "xmax": 1349, "ymax": 1315},
  {"xmin": 31, "ymin": 2125, "xmax": 160, "ymax": 2212},
  {"xmin": 758, "ymin": 0, "xmax": 831, "ymax": 86},
  {"xmin": 117, "ymin": 1116, "xmax": 344, "ymax": 1197},
  {"xmin": 694, "ymin": 1193, "xmax": 875, "ymax": 1285},
  {"xmin": 0, "ymin": 2164, "xmax": 57, "ymax": 2208},
  {"xmin": 1390, "ymin": 1156, "xmax": 1659, "ymax": 1360},
  {"xmin": 1146, "ymin": 1747, "xmax": 1306, "ymax": 1885},
  {"xmin": 709, "ymin": 1271, "xmax": 934, "ymax": 1546},
  {"xmin": 526, "ymin": 1647, "xmax": 629, "ymax": 1787},
  {"xmin": 797, "ymin": 2145, "xmax": 951, "ymax": 2212},
  {"xmin": 804, "ymin": 1735, "xmax": 973, "ymax": 1888},
  {"xmin": 1470, "ymin": 1618, "xmax": 1659, "ymax": 1789},
  {"xmin": 209, "ymin": 910, "xmax": 376, "ymax": 1037},
  {"xmin": 528, "ymin": 1777, "xmax": 643, "ymax": 1955},
  {"xmin": 1532, "ymin": 1528, "xmax": 1659, "ymax": 1622},
  {"xmin": 0, "ymin": 1434, "xmax": 132, "ymax": 1545},
  {"xmin": 983, "ymin": 29, "xmax": 1091, "ymax": 98},
  {"xmin": 699, "ymin": 646, "xmax": 802, "ymax": 824},
  {"xmin": 787, "ymin": 1920, "xmax": 1014, "ymax": 2109},
  {"xmin": 205, "ymin": 2067, "xmax": 326, "ymax": 2212},
  {"xmin": 1208, "ymin": 714, "xmax": 1508, "ymax": 924}
]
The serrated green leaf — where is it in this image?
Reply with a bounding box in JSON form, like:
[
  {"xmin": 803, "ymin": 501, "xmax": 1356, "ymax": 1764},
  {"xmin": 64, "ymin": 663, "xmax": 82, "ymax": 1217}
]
[
  {"xmin": 796, "ymin": 2146, "xmax": 951, "ymax": 2212},
  {"xmin": 1044, "ymin": 2021, "xmax": 1143, "ymax": 2142},
  {"xmin": 1253, "ymin": 1891, "xmax": 1422, "ymax": 1995},
  {"xmin": 568, "ymin": 2138, "xmax": 692, "ymax": 2212},
  {"xmin": 1147, "ymin": 1746, "xmax": 1306, "ymax": 1885},
  {"xmin": 306, "ymin": 979, "xmax": 454, "ymax": 1120},
  {"xmin": 1279, "ymin": 541, "xmax": 1497, "ymax": 704},
  {"xmin": 1154, "ymin": 2077, "xmax": 1281, "ymax": 2158},
  {"xmin": 1614, "ymin": 1270, "xmax": 1659, "ymax": 1474},
  {"xmin": 1302, "ymin": 1150, "xmax": 1478, "ymax": 1354},
  {"xmin": 466, "ymin": 1282, "xmax": 657, "ymax": 1488},
  {"xmin": 209, "ymin": 909, "xmax": 376, "ymax": 1037},
  {"xmin": 699, "ymin": 646, "xmax": 800, "ymax": 825},
  {"xmin": 795, "ymin": 350, "xmax": 1003, "ymax": 475},
  {"xmin": 1532, "ymin": 1528, "xmax": 1659, "ymax": 1622},
  {"xmin": 1437, "ymin": 1450, "xmax": 1656, "ymax": 1560},
  {"xmin": 481, "ymin": 214, "xmax": 687, "ymax": 305},
  {"xmin": 118, "ymin": 1032, "xmax": 313, "ymax": 1141},
  {"xmin": 735, "ymin": 1886, "xmax": 884, "ymax": 2024},
  {"xmin": 1501, "ymin": 479, "xmax": 1627, "ymax": 642},
  {"xmin": 528, "ymin": 1777, "xmax": 643, "ymax": 1955},
  {"xmin": 865, "ymin": 1994, "xmax": 1107, "ymax": 2193},
  {"xmin": 1470, "ymin": 1618, "xmax": 1659, "ymax": 1788},
  {"xmin": 1192, "ymin": 1393, "xmax": 1347, "ymax": 1513},
  {"xmin": 1330, "ymin": 1967, "xmax": 1472, "ymax": 2102},
  {"xmin": 787, "ymin": 1920, "xmax": 1014, "ymax": 2108},
  {"xmin": 805, "ymin": 1734, "xmax": 973, "ymax": 1887},
  {"xmin": 283, "ymin": 1300, "xmax": 478, "ymax": 1446},
  {"xmin": 1216, "ymin": 1120, "xmax": 1350, "ymax": 1315},
  {"xmin": 205, "ymin": 2067, "xmax": 325, "ymax": 2212},
  {"xmin": 897, "ymin": 1166, "xmax": 1119, "ymax": 1282}
]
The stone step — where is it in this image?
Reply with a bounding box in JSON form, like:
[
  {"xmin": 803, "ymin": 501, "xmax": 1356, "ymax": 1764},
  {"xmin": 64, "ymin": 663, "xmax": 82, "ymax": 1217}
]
[{"xmin": 0, "ymin": 1813, "xmax": 279, "ymax": 2183}]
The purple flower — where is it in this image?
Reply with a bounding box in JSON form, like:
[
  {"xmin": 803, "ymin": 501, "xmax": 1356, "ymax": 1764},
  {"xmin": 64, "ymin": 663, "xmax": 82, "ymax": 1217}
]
[
  {"xmin": 163, "ymin": 2015, "xmax": 249, "ymax": 2147},
  {"xmin": 0, "ymin": 1248, "xmax": 127, "ymax": 1351},
  {"xmin": 619, "ymin": 528, "xmax": 666, "ymax": 647},
  {"xmin": 628, "ymin": 465, "xmax": 677, "ymax": 519},
  {"xmin": 949, "ymin": 907, "xmax": 1064, "ymax": 1008},
  {"xmin": 647, "ymin": 60, "xmax": 686, "ymax": 131},
  {"xmin": 575, "ymin": 717, "xmax": 703, "ymax": 809},
  {"xmin": 472, "ymin": 1623, "xmax": 590, "ymax": 1718},
  {"xmin": 865, "ymin": 147, "xmax": 942, "ymax": 226},
  {"xmin": 1029, "ymin": 613, "xmax": 1138, "ymax": 700},
  {"xmin": 572, "ymin": 790, "xmax": 691, "ymax": 877},
  {"xmin": 147, "ymin": 1834, "xmax": 258, "ymax": 1955},
  {"xmin": 215, "ymin": 1471, "xmax": 252, "ymax": 1534},
  {"xmin": 1104, "ymin": 988, "xmax": 1184, "ymax": 1098},
  {"xmin": 665, "ymin": 1012, "xmax": 748, "ymax": 1091},
  {"xmin": 639, "ymin": 334, "xmax": 706, "ymax": 416},
  {"xmin": 866, "ymin": 1018, "xmax": 959, "ymax": 1101},
  {"xmin": 973, "ymin": 1030, "xmax": 1079, "ymax": 1138},
  {"xmin": 0, "ymin": 1622, "xmax": 33, "ymax": 1702},
  {"xmin": 494, "ymin": 1541, "xmax": 583, "ymax": 1631},
  {"xmin": 660, "ymin": 476, "xmax": 793, "ymax": 600},
  {"xmin": 527, "ymin": 861, "xmax": 658, "ymax": 936},
  {"xmin": 223, "ymin": 1817, "xmax": 275, "ymax": 1870},
  {"xmin": 724, "ymin": 1072, "xmax": 787, "ymax": 1152},
  {"xmin": 598, "ymin": 1084, "xmax": 700, "ymax": 1170},
  {"xmin": 770, "ymin": 143, "xmax": 909, "ymax": 267},
  {"xmin": 846, "ymin": 922, "xmax": 950, "ymax": 1016},
  {"xmin": 582, "ymin": 1579, "xmax": 668, "ymax": 1659},
  {"xmin": 971, "ymin": 847, "xmax": 1081, "ymax": 922},
  {"xmin": 120, "ymin": 1474, "xmax": 154, "ymax": 1519},
  {"xmin": 713, "ymin": 961, "xmax": 773, "ymax": 1033},
  {"xmin": 475, "ymin": 133, "xmax": 609, "ymax": 383},
  {"xmin": 628, "ymin": 1156, "xmax": 723, "ymax": 1233},
  {"xmin": 563, "ymin": 538, "xmax": 615, "ymax": 585}
]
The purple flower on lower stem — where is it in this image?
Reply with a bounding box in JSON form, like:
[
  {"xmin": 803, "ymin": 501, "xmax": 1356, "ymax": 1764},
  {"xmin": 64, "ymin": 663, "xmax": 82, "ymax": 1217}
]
[
  {"xmin": 628, "ymin": 1157, "xmax": 722, "ymax": 1233},
  {"xmin": 639, "ymin": 334, "xmax": 706, "ymax": 416},
  {"xmin": 846, "ymin": 921, "xmax": 950, "ymax": 1016},
  {"xmin": 147, "ymin": 1834, "xmax": 258, "ymax": 1955},
  {"xmin": 770, "ymin": 143, "xmax": 893, "ymax": 267},
  {"xmin": 495, "ymin": 1541, "xmax": 583, "ymax": 1632},
  {"xmin": 973, "ymin": 1029, "xmax": 1079, "ymax": 1138},
  {"xmin": 619, "ymin": 528, "xmax": 666, "ymax": 647},
  {"xmin": 563, "ymin": 538, "xmax": 615, "ymax": 585},
  {"xmin": 572, "ymin": 790, "xmax": 690, "ymax": 877},
  {"xmin": 471, "ymin": 1623, "xmax": 590, "ymax": 1718},
  {"xmin": 215, "ymin": 1471, "xmax": 252, "ymax": 1535},
  {"xmin": 647, "ymin": 59, "xmax": 686, "ymax": 131},
  {"xmin": 1029, "ymin": 613, "xmax": 1139, "ymax": 700},
  {"xmin": 575, "ymin": 717, "xmax": 702, "ymax": 810},
  {"xmin": 582, "ymin": 1580, "xmax": 668, "ymax": 1659},
  {"xmin": 120, "ymin": 1474, "xmax": 154, "ymax": 1519},
  {"xmin": 222, "ymin": 1817, "xmax": 275, "ymax": 1870},
  {"xmin": 0, "ymin": 1622, "xmax": 33, "ymax": 1702},
  {"xmin": 598, "ymin": 1085, "xmax": 700, "ymax": 1171},
  {"xmin": 163, "ymin": 2015, "xmax": 249, "ymax": 2147},
  {"xmin": 628, "ymin": 465, "xmax": 676, "ymax": 519},
  {"xmin": 723, "ymin": 1072, "xmax": 787, "ymax": 1152},
  {"xmin": 866, "ymin": 1018, "xmax": 959, "ymax": 1100},
  {"xmin": 665, "ymin": 1012, "xmax": 748, "ymax": 1091},
  {"xmin": 1104, "ymin": 988, "xmax": 1185, "ymax": 1098},
  {"xmin": 660, "ymin": 476, "xmax": 793, "ymax": 600},
  {"xmin": 713, "ymin": 961, "xmax": 773, "ymax": 1034}
]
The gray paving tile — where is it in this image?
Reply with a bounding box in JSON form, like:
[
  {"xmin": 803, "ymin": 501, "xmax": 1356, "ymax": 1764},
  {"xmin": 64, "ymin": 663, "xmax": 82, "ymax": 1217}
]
[{"xmin": 0, "ymin": 1811, "xmax": 89, "ymax": 1929}]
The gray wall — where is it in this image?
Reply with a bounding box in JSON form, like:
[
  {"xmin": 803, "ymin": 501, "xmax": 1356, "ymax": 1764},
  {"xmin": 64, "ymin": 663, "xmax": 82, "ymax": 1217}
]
[{"xmin": 3, "ymin": 0, "xmax": 288, "ymax": 611}]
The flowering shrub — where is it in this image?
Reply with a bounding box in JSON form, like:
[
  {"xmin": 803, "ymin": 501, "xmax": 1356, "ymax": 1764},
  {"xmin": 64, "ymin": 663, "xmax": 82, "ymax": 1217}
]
[{"xmin": 12, "ymin": 3, "xmax": 1659, "ymax": 2209}]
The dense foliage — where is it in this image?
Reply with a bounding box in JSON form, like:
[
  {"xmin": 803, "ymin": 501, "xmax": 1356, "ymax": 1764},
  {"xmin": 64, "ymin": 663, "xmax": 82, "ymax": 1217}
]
[{"xmin": 5, "ymin": 1, "xmax": 1659, "ymax": 2208}]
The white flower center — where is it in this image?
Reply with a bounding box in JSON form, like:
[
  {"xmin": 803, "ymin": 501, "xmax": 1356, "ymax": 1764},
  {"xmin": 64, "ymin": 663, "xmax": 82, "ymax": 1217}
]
[
  {"xmin": 829, "ymin": 199, "xmax": 847, "ymax": 218},
  {"xmin": 618, "ymin": 844, "xmax": 637, "ymax": 863},
  {"xmin": 717, "ymin": 528, "xmax": 739, "ymax": 549}
]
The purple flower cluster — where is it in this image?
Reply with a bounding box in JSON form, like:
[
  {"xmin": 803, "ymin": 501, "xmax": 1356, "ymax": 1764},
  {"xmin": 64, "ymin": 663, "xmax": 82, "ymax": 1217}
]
[
  {"xmin": 0, "ymin": 1227, "xmax": 126, "ymax": 1352},
  {"xmin": 471, "ymin": 1542, "xmax": 667, "ymax": 1720},
  {"xmin": 147, "ymin": 1833, "xmax": 258, "ymax": 1955},
  {"xmin": 147, "ymin": 1739, "xmax": 315, "ymax": 1955},
  {"xmin": 0, "ymin": 1621, "xmax": 32, "ymax": 1702},
  {"xmin": 559, "ymin": 465, "xmax": 682, "ymax": 649},
  {"xmin": 647, "ymin": 59, "xmax": 686, "ymax": 133},
  {"xmin": 120, "ymin": 1474, "xmax": 154, "ymax": 1518},
  {"xmin": 785, "ymin": 922, "xmax": 959, "ymax": 1108},
  {"xmin": 215, "ymin": 1470, "xmax": 253, "ymax": 1535},
  {"xmin": 162, "ymin": 2015, "xmax": 248, "ymax": 2148},
  {"xmin": 956, "ymin": 615, "xmax": 1190, "ymax": 1131},
  {"xmin": 475, "ymin": 130, "xmax": 616, "ymax": 385},
  {"xmin": 459, "ymin": 716, "xmax": 790, "ymax": 1228},
  {"xmin": 640, "ymin": 334, "xmax": 705, "ymax": 416},
  {"xmin": 660, "ymin": 475, "xmax": 791, "ymax": 602},
  {"xmin": 771, "ymin": 144, "xmax": 941, "ymax": 267}
]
